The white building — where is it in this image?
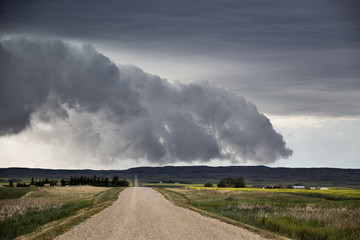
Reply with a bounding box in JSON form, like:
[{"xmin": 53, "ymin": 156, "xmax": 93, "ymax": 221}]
[{"xmin": 293, "ymin": 186, "xmax": 305, "ymax": 189}]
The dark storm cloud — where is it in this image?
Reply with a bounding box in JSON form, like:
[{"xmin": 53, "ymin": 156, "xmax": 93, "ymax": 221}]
[
  {"xmin": 0, "ymin": 38, "xmax": 292, "ymax": 164},
  {"xmin": 0, "ymin": 38, "xmax": 143, "ymax": 135},
  {"xmin": 1, "ymin": 0, "xmax": 358, "ymax": 117},
  {"xmin": 1, "ymin": 0, "xmax": 359, "ymax": 52},
  {"xmin": 217, "ymin": 47, "xmax": 360, "ymax": 116}
]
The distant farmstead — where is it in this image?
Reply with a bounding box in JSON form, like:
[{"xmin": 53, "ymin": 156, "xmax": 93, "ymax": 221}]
[{"xmin": 293, "ymin": 186, "xmax": 305, "ymax": 189}]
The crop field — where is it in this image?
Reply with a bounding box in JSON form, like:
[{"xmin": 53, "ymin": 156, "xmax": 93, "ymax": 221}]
[
  {"xmin": 159, "ymin": 187, "xmax": 360, "ymax": 240},
  {"xmin": 190, "ymin": 186, "xmax": 360, "ymax": 200},
  {"xmin": 0, "ymin": 187, "xmax": 33, "ymax": 200},
  {"xmin": 0, "ymin": 186, "xmax": 123, "ymax": 240},
  {"xmin": 142, "ymin": 183, "xmax": 203, "ymax": 188}
]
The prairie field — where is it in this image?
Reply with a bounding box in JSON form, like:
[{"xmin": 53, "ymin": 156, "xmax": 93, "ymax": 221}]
[
  {"xmin": 0, "ymin": 187, "xmax": 33, "ymax": 200},
  {"xmin": 142, "ymin": 183, "xmax": 203, "ymax": 188},
  {"xmin": 0, "ymin": 186, "xmax": 123, "ymax": 240},
  {"xmin": 159, "ymin": 186, "xmax": 360, "ymax": 240},
  {"xmin": 190, "ymin": 186, "xmax": 360, "ymax": 200}
]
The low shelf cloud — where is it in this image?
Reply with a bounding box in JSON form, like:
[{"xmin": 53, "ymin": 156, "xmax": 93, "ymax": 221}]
[{"xmin": 0, "ymin": 38, "xmax": 292, "ymax": 166}]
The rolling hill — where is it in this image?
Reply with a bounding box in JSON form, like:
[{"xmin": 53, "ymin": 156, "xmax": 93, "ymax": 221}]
[{"xmin": 1, "ymin": 166, "xmax": 359, "ymax": 187}]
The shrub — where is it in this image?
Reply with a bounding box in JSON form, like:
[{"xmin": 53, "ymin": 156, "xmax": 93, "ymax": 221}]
[
  {"xmin": 204, "ymin": 182, "xmax": 213, "ymax": 187},
  {"xmin": 111, "ymin": 176, "xmax": 129, "ymax": 187},
  {"xmin": 217, "ymin": 177, "xmax": 245, "ymax": 188}
]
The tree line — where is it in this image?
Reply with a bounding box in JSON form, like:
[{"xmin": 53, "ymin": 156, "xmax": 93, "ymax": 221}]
[
  {"xmin": 16, "ymin": 178, "xmax": 57, "ymax": 187},
  {"xmin": 204, "ymin": 176, "xmax": 246, "ymax": 188},
  {"xmin": 65, "ymin": 175, "xmax": 129, "ymax": 187},
  {"xmin": 13, "ymin": 175, "xmax": 129, "ymax": 187}
]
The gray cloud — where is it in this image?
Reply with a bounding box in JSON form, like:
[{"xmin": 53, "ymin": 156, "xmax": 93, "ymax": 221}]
[
  {"xmin": 0, "ymin": 38, "xmax": 292, "ymax": 164},
  {"xmin": 0, "ymin": 0, "xmax": 359, "ymax": 117},
  {"xmin": 0, "ymin": 38, "xmax": 143, "ymax": 135},
  {"xmin": 1, "ymin": 0, "xmax": 358, "ymax": 52}
]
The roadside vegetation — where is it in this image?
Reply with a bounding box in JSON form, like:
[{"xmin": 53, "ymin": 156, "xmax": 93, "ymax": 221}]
[
  {"xmin": 0, "ymin": 186, "xmax": 124, "ymax": 240},
  {"xmin": 0, "ymin": 187, "xmax": 33, "ymax": 200},
  {"xmin": 157, "ymin": 186, "xmax": 360, "ymax": 240}
]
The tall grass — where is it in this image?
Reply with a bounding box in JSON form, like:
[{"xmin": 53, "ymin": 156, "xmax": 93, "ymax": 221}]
[
  {"xmin": 0, "ymin": 198, "xmax": 62, "ymax": 221},
  {"xmin": 0, "ymin": 188, "xmax": 32, "ymax": 199},
  {"xmin": 164, "ymin": 187, "xmax": 360, "ymax": 240},
  {"xmin": 0, "ymin": 200, "xmax": 91, "ymax": 240},
  {"xmin": 0, "ymin": 186, "xmax": 123, "ymax": 240},
  {"xmin": 262, "ymin": 216, "xmax": 359, "ymax": 240}
]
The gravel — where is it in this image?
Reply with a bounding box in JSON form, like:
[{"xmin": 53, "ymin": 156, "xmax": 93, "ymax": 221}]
[{"xmin": 56, "ymin": 187, "xmax": 267, "ymax": 240}]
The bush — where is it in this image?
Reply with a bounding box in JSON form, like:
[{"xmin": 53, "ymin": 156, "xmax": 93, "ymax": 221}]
[
  {"xmin": 204, "ymin": 182, "xmax": 213, "ymax": 187},
  {"xmin": 217, "ymin": 177, "xmax": 245, "ymax": 188},
  {"xmin": 111, "ymin": 176, "xmax": 129, "ymax": 187}
]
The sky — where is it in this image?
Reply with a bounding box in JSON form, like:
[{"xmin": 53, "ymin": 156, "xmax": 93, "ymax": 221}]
[{"xmin": 0, "ymin": 0, "xmax": 359, "ymax": 169}]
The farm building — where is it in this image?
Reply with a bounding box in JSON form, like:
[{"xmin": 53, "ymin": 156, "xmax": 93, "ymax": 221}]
[{"xmin": 293, "ymin": 186, "xmax": 305, "ymax": 189}]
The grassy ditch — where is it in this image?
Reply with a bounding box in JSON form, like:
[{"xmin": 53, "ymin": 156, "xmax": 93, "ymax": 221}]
[
  {"xmin": 0, "ymin": 186, "xmax": 124, "ymax": 240},
  {"xmin": 158, "ymin": 187, "xmax": 360, "ymax": 240}
]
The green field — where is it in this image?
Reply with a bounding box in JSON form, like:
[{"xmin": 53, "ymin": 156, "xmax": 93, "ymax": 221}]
[
  {"xmin": 0, "ymin": 187, "xmax": 33, "ymax": 199},
  {"xmin": 158, "ymin": 186, "xmax": 360, "ymax": 240},
  {"xmin": 142, "ymin": 183, "xmax": 203, "ymax": 188},
  {"xmin": 190, "ymin": 186, "xmax": 360, "ymax": 200},
  {"xmin": 0, "ymin": 186, "xmax": 124, "ymax": 240}
]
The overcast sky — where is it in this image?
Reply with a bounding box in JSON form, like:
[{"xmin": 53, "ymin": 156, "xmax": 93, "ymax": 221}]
[{"xmin": 0, "ymin": 0, "xmax": 359, "ymax": 169}]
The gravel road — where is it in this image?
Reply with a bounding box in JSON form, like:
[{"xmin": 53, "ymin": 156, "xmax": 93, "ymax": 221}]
[{"xmin": 56, "ymin": 187, "xmax": 267, "ymax": 240}]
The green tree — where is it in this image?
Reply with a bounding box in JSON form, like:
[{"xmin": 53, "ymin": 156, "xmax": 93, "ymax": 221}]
[
  {"xmin": 217, "ymin": 177, "xmax": 245, "ymax": 188},
  {"xmin": 9, "ymin": 180, "xmax": 14, "ymax": 187},
  {"xmin": 217, "ymin": 179, "xmax": 226, "ymax": 187},
  {"xmin": 204, "ymin": 182, "xmax": 213, "ymax": 187},
  {"xmin": 104, "ymin": 177, "xmax": 109, "ymax": 186},
  {"xmin": 234, "ymin": 177, "xmax": 245, "ymax": 188},
  {"xmin": 118, "ymin": 179, "xmax": 129, "ymax": 187},
  {"xmin": 69, "ymin": 176, "xmax": 74, "ymax": 185},
  {"xmin": 111, "ymin": 176, "xmax": 119, "ymax": 186}
]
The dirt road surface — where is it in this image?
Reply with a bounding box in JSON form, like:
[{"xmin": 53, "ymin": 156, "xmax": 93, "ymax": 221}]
[{"xmin": 56, "ymin": 187, "xmax": 267, "ymax": 240}]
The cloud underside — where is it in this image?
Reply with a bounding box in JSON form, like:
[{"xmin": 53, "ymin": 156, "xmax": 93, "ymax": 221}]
[{"xmin": 0, "ymin": 38, "xmax": 292, "ymax": 165}]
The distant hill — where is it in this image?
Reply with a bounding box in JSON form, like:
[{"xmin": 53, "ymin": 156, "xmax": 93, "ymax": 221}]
[{"xmin": 0, "ymin": 166, "xmax": 359, "ymax": 187}]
